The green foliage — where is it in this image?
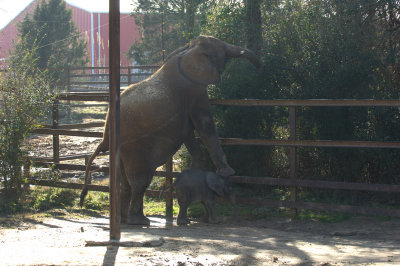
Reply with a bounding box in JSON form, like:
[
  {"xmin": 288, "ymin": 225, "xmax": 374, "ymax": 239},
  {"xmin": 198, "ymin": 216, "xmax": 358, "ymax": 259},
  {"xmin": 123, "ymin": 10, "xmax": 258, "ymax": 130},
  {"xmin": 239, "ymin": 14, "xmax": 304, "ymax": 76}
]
[
  {"xmin": 84, "ymin": 191, "xmax": 109, "ymax": 211},
  {"xmin": 130, "ymin": 0, "xmax": 211, "ymax": 64},
  {"xmin": 294, "ymin": 210, "xmax": 353, "ymax": 223},
  {"xmin": 199, "ymin": 0, "xmax": 400, "ymax": 206},
  {"xmin": 12, "ymin": 0, "xmax": 87, "ymax": 87},
  {"xmin": 129, "ymin": 0, "xmax": 400, "ymax": 206},
  {"xmin": 0, "ymin": 186, "xmax": 110, "ymax": 217},
  {"xmin": 0, "ymin": 44, "xmax": 53, "ymax": 193},
  {"xmin": 30, "ymin": 188, "xmax": 78, "ymax": 211},
  {"xmin": 0, "ymin": 191, "xmax": 24, "ymax": 214},
  {"xmin": 202, "ymin": 1, "xmax": 247, "ymax": 45}
]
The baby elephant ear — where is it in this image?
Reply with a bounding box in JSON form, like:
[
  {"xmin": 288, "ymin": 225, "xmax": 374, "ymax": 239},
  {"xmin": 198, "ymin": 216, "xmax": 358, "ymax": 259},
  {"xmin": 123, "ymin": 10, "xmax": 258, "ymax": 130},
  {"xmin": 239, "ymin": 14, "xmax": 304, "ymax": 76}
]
[{"xmin": 206, "ymin": 172, "xmax": 227, "ymax": 197}]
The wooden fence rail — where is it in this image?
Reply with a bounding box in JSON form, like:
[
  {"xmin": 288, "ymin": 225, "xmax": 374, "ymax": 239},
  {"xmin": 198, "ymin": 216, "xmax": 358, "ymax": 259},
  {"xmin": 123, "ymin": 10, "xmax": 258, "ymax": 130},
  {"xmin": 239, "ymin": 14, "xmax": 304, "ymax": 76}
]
[{"xmin": 28, "ymin": 67, "xmax": 400, "ymax": 218}]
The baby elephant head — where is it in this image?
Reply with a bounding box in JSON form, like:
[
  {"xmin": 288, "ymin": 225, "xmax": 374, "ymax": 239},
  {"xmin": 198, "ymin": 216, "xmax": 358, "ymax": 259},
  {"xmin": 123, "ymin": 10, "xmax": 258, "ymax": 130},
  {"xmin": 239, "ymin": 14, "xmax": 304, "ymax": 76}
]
[
  {"xmin": 206, "ymin": 172, "xmax": 237, "ymax": 217},
  {"xmin": 206, "ymin": 172, "xmax": 233, "ymax": 197}
]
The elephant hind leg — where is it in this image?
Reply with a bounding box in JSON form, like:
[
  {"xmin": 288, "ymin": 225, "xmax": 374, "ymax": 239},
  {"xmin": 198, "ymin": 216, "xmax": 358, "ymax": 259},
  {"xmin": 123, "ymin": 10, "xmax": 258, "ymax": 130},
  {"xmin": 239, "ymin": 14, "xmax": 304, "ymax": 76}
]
[
  {"xmin": 124, "ymin": 165, "xmax": 154, "ymax": 225},
  {"xmin": 120, "ymin": 160, "xmax": 130, "ymax": 224}
]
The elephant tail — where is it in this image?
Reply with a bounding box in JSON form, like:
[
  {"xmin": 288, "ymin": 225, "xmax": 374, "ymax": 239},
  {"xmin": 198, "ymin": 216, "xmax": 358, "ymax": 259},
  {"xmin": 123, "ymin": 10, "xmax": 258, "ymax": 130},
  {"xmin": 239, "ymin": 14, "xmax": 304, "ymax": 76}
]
[{"xmin": 80, "ymin": 141, "xmax": 106, "ymax": 207}]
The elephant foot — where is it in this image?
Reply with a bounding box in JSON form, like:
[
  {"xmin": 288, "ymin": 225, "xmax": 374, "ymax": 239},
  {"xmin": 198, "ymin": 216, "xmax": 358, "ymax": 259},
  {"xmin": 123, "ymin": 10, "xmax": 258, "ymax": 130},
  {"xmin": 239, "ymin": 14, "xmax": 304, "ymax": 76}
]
[
  {"xmin": 177, "ymin": 217, "xmax": 190, "ymax": 226},
  {"xmin": 217, "ymin": 166, "xmax": 235, "ymax": 177},
  {"xmin": 127, "ymin": 215, "xmax": 150, "ymax": 226}
]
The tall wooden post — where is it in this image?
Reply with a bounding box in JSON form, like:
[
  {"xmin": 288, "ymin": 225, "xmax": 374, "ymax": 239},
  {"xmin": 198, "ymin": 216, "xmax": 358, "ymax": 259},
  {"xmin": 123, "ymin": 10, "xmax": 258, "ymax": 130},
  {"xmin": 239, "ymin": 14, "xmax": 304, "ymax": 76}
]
[
  {"xmin": 52, "ymin": 100, "xmax": 59, "ymax": 163},
  {"xmin": 109, "ymin": 0, "xmax": 121, "ymax": 240},
  {"xmin": 289, "ymin": 107, "xmax": 297, "ymax": 215},
  {"xmin": 165, "ymin": 158, "xmax": 173, "ymax": 218},
  {"xmin": 127, "ymin": 66, "xmax": 132, "ymax": 85},
  {"xmin": 66, "ymin": 67, "xmax": 71, "ymax": 122}
]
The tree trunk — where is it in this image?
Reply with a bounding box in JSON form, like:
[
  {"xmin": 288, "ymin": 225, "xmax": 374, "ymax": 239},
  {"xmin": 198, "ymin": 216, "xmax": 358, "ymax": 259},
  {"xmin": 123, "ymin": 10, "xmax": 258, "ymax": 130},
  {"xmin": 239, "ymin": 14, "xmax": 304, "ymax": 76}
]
[
  {"xmin": 185, "ymin": 0, "xmax": 196, "ymax": 40},
  {"xmin": 245, "ymin": 0, "xmax": 262, "ymax": 55}
]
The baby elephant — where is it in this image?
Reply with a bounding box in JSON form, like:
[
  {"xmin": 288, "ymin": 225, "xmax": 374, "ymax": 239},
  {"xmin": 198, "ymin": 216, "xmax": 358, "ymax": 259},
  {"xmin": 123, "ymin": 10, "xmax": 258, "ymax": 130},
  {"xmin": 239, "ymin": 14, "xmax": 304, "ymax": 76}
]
[{"xmin": 175, "ymin": 169, "xmax": 236, "ymax": 225}]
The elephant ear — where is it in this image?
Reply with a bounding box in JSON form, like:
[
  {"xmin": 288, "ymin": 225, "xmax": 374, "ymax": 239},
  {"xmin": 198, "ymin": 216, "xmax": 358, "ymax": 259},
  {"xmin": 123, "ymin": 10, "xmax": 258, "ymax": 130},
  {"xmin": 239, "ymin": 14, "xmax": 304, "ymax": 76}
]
[
  {"xmin": 165, "ymin": 42, "xmax": 190, "ymax": 62},
  {"xmin": 179, "ymin": 40, "xmax": 221, "ymax": 85},
  {"xmin": 206, "ymin": 172, "xmax": 227, "ymax": 197}
]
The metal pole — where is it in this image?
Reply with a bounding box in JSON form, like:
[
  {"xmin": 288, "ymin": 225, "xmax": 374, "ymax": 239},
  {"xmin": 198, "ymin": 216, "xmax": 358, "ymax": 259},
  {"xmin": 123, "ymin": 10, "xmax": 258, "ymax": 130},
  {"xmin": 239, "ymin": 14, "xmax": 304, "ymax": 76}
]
[
  {"xmin": 109, "ymin": 0, "xmax": 121, "ymax": 240},
  {"xmin": 161, "ymin": 0, "xmax": 165, "ymax": 62},
  {"xmin": 160, "ymin": 0, "xmax": 172, "ymax": 217}
]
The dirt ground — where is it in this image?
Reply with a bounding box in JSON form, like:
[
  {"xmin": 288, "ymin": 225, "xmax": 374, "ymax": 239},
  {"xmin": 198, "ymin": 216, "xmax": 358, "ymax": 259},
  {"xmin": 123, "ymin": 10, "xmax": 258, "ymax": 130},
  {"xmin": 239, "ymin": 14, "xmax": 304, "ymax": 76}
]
[
  {"xmin": 19, "ymin": 131, "xmax": 400, "ymax": 265},
  {"xmin": 1, "ymin": 214, "xmax": 399, "ymax": 265}
]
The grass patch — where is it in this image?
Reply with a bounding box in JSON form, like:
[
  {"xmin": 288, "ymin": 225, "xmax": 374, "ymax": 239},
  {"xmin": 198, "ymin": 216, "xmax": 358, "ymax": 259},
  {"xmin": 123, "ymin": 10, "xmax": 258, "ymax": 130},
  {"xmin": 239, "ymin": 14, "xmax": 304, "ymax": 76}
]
[
  {"xmin": 187, "ymin": 201, "xmax": 242, "ymax": 219},
  {"xmin": 60, "ymin": 102, "xmax": 107, "ymax": 123},
  {"xmin": 294, "ymin": 210, "xmax": 353, "ymax": 223},
  {"xmin": 2, "ymin": 185, "xmax": 383, "ymax": 228},
  {"xmin": 144, "ymin": 196, "xmax": 179, "ymax": 216},
  {"xmin": 0, "ymin": 187, "xmax": 109, "ymax": 227}
]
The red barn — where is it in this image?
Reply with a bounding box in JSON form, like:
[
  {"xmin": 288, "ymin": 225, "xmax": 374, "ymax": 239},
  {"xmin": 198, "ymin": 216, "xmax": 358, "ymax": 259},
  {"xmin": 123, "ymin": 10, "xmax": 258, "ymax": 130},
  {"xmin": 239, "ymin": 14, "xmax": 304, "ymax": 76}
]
[{"xmin": 0, "ymin": 0, "xmax": 141, "ymax": 68}]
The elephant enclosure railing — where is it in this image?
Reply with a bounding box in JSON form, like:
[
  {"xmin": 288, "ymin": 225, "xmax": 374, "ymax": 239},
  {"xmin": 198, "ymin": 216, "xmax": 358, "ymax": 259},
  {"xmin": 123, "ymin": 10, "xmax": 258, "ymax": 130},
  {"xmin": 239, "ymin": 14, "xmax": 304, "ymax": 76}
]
[{"xmin": 27, "ymin": 67, "xmax": 400, "ymax": 218}]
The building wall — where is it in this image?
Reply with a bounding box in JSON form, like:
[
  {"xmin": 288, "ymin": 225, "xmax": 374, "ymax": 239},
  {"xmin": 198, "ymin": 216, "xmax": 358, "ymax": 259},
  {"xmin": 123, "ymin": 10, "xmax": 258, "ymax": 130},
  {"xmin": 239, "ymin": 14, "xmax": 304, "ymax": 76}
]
[
  {"xmin": 0, "ymin": 2, "xmax": 36, "ymax": 68},
  {"xmin": 0, "ymin": 0, "xmax": 140, "ymax": 68}
]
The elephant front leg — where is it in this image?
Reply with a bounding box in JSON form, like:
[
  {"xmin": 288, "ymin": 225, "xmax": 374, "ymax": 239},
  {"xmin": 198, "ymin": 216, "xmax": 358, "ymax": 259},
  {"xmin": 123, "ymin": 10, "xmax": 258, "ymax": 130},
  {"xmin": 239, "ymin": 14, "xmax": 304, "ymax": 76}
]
[
  {"xmin": 205, "ymin": 199, "xmax": 218, "ymax": 224},
  {"xmin": 191, "ymin": 105, "xmax": 235, "ymax": 177},
  {"xmin": 201, "ymin": 201, "xmax": 210, "ymax": 223},
  {"xmin": 184, "ymin": 129, "xmax": 204, "ymax": 170}
]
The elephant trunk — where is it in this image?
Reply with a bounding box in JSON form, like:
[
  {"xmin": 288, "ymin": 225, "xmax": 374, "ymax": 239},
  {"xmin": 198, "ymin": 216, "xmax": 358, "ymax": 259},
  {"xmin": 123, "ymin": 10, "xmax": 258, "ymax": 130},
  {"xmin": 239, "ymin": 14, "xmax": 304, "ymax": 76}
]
[{"xmin": 225, "ymin": 43, "xmax": 262, "ymax": 69}]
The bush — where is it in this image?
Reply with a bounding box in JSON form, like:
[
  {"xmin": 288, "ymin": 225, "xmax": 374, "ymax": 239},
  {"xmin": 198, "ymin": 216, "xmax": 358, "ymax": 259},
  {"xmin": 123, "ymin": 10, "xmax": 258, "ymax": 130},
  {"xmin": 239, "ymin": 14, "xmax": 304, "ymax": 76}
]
[{"xmin": 0, "ymin": 46, "xmax": 53, "ymax": 194}]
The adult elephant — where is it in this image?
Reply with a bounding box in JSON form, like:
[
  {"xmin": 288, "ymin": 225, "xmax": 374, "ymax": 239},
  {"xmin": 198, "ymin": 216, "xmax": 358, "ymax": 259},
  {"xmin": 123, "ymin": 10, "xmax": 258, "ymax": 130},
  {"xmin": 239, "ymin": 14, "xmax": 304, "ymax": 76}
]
[{"xmin": 80, "ymin": 35, "xmax": 261, "ymax": 225}]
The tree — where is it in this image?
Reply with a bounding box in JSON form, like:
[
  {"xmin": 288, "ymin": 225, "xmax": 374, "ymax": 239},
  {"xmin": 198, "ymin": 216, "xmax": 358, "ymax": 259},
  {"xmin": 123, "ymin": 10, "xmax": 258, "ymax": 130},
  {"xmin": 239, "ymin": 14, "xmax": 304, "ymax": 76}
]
[
  {"xmin": 129, "ymin": 0, "xmax": 400, "ymax": 204},
  {"xmin": 129, "ymin": 0, "xmax": 208, "ymax": 64},
  {"xmin": 202, "ymin": 0, "xmax": 399, "ymax": 192},
  {"xmin": 12, "ymin": 0, "xmax": 87, "ymax": 87}
]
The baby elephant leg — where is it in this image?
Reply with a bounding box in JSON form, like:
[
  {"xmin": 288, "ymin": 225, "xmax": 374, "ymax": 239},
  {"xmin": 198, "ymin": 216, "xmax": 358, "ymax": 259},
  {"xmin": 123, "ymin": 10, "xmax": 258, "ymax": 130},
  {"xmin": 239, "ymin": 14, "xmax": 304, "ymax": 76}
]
[
  {"xmin": 177, "ymin": 198, "xmax": 190, "ymax": 225},
  {"xmin": 201, "ymin": 201, "xmax": 210, "ymax": 223},
  {"xmin": 205, "ymin": 199, "xmax": 218, "ymax": 224}
]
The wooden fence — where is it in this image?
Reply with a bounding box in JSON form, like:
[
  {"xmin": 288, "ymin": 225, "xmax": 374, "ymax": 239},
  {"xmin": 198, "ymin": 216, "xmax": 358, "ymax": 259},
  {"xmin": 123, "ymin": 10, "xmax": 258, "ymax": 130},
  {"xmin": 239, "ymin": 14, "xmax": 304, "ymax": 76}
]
[{"xmin": 28, "ymin": 67, "xmax": 400, "ymax": 218}]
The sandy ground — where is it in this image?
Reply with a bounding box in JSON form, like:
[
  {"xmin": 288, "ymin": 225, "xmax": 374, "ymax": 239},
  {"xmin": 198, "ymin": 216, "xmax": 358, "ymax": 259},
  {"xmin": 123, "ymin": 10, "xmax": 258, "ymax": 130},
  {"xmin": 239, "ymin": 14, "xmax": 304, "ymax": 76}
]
[
  {"xmin": 1, "ymin": 215, "xmax": 399, "ymax": 265},
  {"xmin": 20, "ymin": 129, "xmax": 400, "ymax": 265}
]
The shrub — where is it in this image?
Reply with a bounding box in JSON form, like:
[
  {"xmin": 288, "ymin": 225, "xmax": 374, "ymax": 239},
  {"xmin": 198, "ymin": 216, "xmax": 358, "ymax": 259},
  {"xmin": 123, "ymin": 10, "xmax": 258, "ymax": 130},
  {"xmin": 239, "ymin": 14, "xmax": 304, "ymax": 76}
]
[{"xmin": 0, "ymin": 46, "xmax": 53, "ymax": 194}]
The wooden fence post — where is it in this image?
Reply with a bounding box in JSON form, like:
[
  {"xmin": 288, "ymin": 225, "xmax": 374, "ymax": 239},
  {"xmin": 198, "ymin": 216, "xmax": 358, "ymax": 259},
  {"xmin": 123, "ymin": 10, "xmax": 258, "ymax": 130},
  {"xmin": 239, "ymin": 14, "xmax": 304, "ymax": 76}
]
[
  {"xmin": 128, "ymin": 66, "xmax": 132, "ymax": 85},
  {"xmin": 66, "ymin": 67, "xmax": 71, "ymax": 122},
  {"xmin": 52, "ymin": 100, "xmax": 60, "ymax": 163},
  {"xmin": 165, "ymin": 157, "xmax": 173, "ymax": 218},
  {"xmin": 23, "ymin": 161, "xmax": 31, "ymax": 191},
  {"xmin": 289, "ymin": 106, "xmax": 297, "ymax": 215}
]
